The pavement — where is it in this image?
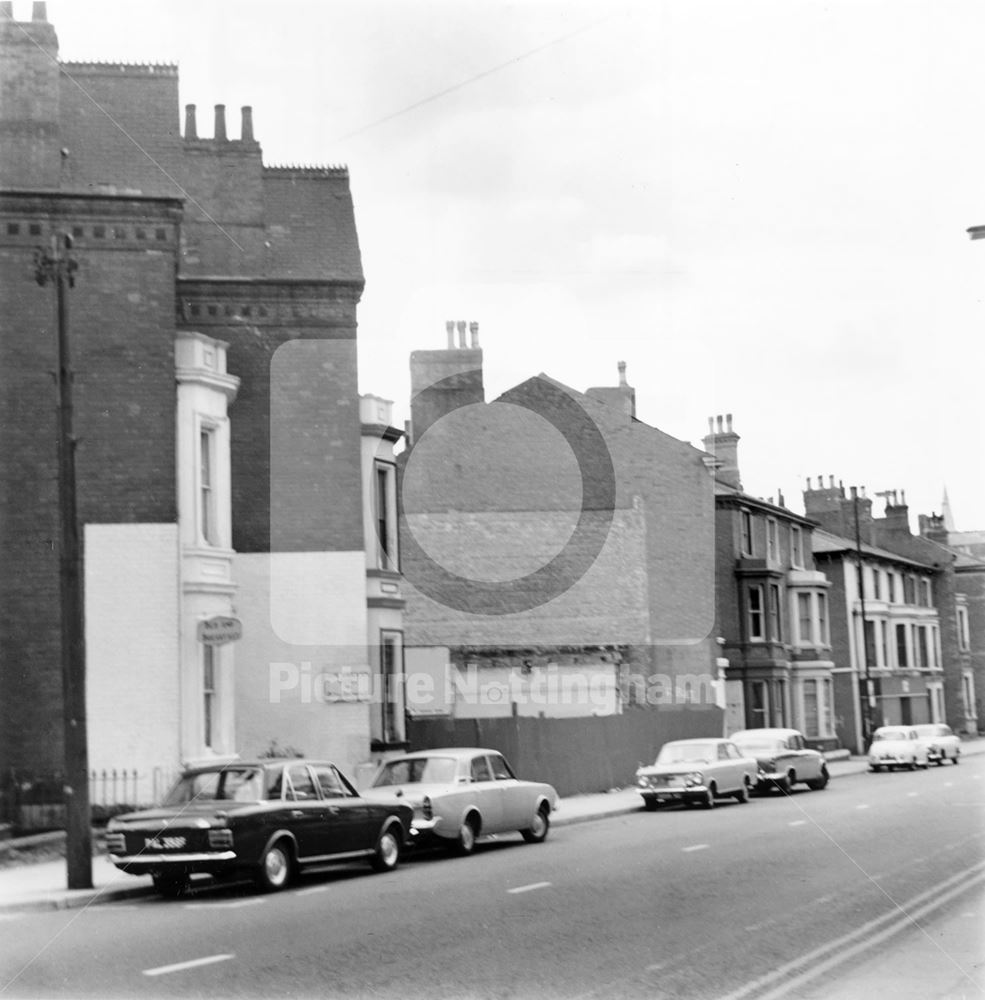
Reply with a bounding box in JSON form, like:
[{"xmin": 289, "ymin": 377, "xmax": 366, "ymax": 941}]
[{"xmin": 1, "ymin": 741, "xmax": 981, "ymax": 914}]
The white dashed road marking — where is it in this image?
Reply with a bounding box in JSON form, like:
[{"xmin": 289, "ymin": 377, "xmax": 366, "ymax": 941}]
[
  {"xmin": 789, "ymin": 820, "xmax": 807, "ymax": 827},
  {"xmin": 907, "ymin": 792, "xmax": 918, "ymax": 797},
  {"xmin": 682, "ymin": 844, "xmax": 710, "ymax": 853},
  {"xmin": 855, "ymin": 804, "xmax": 870, "ymax": 810},
  {"xmin": 508, "ymin": 881, "xmax": 552, "ymax": 894},
  {"xmin": 143, "ymin": 954, "xmax": 234, "ymax": 977}
]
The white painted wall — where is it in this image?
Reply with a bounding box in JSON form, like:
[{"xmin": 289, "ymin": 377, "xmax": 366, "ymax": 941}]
[
  {"xmin": 85, "ymin": 523, "xmax": 181, "ymax": 805},
  {"xmin": 234, "ymin": 552, "xmax": 371, "ymax": 777}
]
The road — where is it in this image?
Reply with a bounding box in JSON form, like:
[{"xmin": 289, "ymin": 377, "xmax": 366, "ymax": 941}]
[{"xmin": 1, "ymin": 762, "xmax": 982, "ymax": 1000}]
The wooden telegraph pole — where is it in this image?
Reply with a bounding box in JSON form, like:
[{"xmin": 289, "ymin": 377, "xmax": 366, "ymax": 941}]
[{"xmin": 34, "ymin": 232, "xmax": 92, "ymax": 889}]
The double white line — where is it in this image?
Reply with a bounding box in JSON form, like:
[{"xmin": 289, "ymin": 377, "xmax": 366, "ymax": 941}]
[{"xmin": 717, "ymin": 859, "xmax": 985, "ymax": 1000}]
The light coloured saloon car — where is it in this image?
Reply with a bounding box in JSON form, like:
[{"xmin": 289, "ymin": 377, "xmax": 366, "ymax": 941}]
[
  {"xmin": 730, "ymin": 727, "xmax": 830, "ymax": 794},
  {"xmin": 362, "ymin": 748, "xmax": 559, "ymax": 854},
  {"xmin": 913, "ymin": 723, "xmax": 961, "ymax": 765},
  {"xmin": 635, "ymin": 738, "xmax": 758, "ymax": 810},
  {"xmin": 867, "ymin": 726, "xmax": 930, "ymax": 771}
]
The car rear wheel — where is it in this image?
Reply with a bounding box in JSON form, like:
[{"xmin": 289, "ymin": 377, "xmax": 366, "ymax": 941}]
[
  {"xmin": 521, "ymin": 806, "xmax": 550, "ymax": 843},
  {"xmin": 806, "ymin": 765, "xmax": 829, "ymax": 791},
  {"xmin": 733, "ymin": 780, "xmax": 749, "ymax": 804},
  {"xmin": 952, "ymin": 753, "xmax": 960, "ymax": 765},
  {"xmin": 453, "ymin": 816, "xmax": 479, "ymax": 855},
  {"xmin": 152, "ymin": 873, "xmax": 189, "ymax": 899},
  {"xmin": 370, "ymin": 826, "xmax": 402, "ymax": 872},
  {"xmin": 255, "ymin": 839, "xmax": 293, "ymax": 892}
]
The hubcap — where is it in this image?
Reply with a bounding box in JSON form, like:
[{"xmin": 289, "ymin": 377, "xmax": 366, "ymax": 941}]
[
  {"xmin": 379, "ymin": 832, "xmax": 398, "ymax": 867},
  {"xmin": 461, "ymin": 823, "xmax": 475, "ymax": 851},
  {"xmin": 531, "ymin": 811, "xmax": 546, "ymax": 836},
  {"xmin": 265, "ymin": 846, "xmax": 288, "ymax": 885}
]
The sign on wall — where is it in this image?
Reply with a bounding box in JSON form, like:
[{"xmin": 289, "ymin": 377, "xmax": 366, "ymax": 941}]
[{"xmin": 197, "ymin": 616, "xmax": 243, "ymax": 645}]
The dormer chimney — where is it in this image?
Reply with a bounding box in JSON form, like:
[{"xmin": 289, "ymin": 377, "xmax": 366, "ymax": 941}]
[
  {"xmin": 184, "ymin": 104, "xmax": 198, "ymax": 140},
  {"xmin": 214, "ymin": 104, "xmax": 227, "ymax": 141},
  {"xmin": 241, "ymin": 106, "xmax": 254, "ymax": 142}
]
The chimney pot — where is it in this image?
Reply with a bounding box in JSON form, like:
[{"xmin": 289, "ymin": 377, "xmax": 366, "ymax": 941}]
[
  {"xmin": 618, "ymin": 361, "xmax": 627, "ymax": 387},
  {"xmin": 707, "ymin": 416, "xmax": 714, "ymax": 434},
  {"xmin": 32, "ymin": 2, "xmax": 47, "ymax": 21},
  {"xmin": 716, "ymin": 415, "xmax": 724, "ymax": 433},
  {"xmin": 184, "ymin": 104, "xmax": 198, "ymax": 140},
  {"xmin": 445, "ymin": 320, "xmax": 455, "ymax": 349},
  {"xmin": 829, "ymin": 475, "xmax": 835, "ymax": 489},
  {"xmin": 241, "ymin": 106, "xmax": 254, "ymax": 142},
  {"xmin": 901, "ymin": 489, "xmax": 906, "ymax": 505},
  {"xmin": 469, "ymin": 321, "xmax": 479, "ymax": 349},
  {"xmin": 456, "ymin": 320, "xmax": 466, "ymax": 348},
  {"xmin": 214, "ymin": 104, "xmax": 227, "ymax": 141},
  {"xmin": 806, "ymin": 477, "xmax": 812, "ymax": 489},
  {"xmin": 726, "ymin": 413, "xmax": 733, "ymax": 432}
]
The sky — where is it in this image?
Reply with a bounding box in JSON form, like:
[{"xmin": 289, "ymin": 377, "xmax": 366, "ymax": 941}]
[{"xmin": 42, "ymin": 0, "xmax": 985, "ymax": 532}]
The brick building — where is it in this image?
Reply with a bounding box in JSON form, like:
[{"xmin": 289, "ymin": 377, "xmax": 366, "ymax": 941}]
[
  {"xmin": 703, "ymin": 419, "xmax": 837, "ymax": 747},
  {"xmin": 804, "ymin": 481, "xmax": 972, "ymax": 751},
  {"xmin": 395, "ymin": 326, "xmax": 722, "ymax": 795},
  {"xmin": 0, "ymin": 4, "xmax": 381, "ymax": 811},
  {"xmin": 919, "ymin": 505, "xmax": 985, "ymax": 735}
]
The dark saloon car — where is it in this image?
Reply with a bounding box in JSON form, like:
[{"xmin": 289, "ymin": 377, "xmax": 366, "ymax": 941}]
[{"xmin": 105, "ymin": 759, "xmax": 414, "ymax": 897}]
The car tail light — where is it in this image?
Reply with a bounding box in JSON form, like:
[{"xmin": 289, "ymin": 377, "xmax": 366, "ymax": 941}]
[
  {"xmin": 422, "ymin": 796, "xmax": 432, "ymax": 820},
  {"xmin": 105, "ymin": 832, "xmax": 125, "ymax": 854},
  {"xmin": 208, "ymin": 828, "xmax": 234, "ymax": 850}
]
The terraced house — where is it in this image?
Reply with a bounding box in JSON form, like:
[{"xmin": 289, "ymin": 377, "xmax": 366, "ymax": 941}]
[
  {"xmin": 0, "ymin": 4, "xmax": 399, "ymax": 822},
  {"xmin": 704, "ymin": 420, "xmax": 837, "ymax": 747}
]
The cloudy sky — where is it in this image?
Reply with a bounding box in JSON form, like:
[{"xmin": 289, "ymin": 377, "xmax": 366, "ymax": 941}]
[{"xmin": 45, "ymin": 0, "xmax": 985, "ymax": 531}]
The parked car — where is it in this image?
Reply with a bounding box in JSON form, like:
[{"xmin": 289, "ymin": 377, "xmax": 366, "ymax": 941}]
[
  {"xmin": 361, "ymin": 748, "xmax": 558, "ymax": 854},
  {"xmin": 913, "ymin": 723, "xmax": 961, "ymax": 766},
  {"xmin": 867, "ymin": 727, "xmax": 930, "ymax": 771},
  {"xmin": 105, "ymin": 759, "xmax": 414, "ymax": 897},
  {"xmin": 635, "ymin": 738, "xmax": 758, "ymax": 810},
  {"xmin": 729, "ymin": 727, "xmax": 830, "ymax": 794}
]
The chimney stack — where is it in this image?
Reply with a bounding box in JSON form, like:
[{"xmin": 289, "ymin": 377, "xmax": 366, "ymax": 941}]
[
  {"xmin": 456, "ymin": 320, "xmax": 467, "ymax": 348},
  {"xmin": 469, "ymin": 321, "xmax": 479, "ymax": 349},
  {"xmin": 241, "ymin": 106, "xmax": 254, "ymax": 142},
  {"xmin": 702, "ymin": 413, "xmax": 741, "ymax": 490},
  {"xmin": 184, "ymin": 104, "xmax": 198, "ymax": 140},
  {"xmin": 0, "ymin": 3, "xmax": 14, "ymax": 19},
  {"xmin": 214, "ymin": 104, "xmax": 227, "ymax": 141}
]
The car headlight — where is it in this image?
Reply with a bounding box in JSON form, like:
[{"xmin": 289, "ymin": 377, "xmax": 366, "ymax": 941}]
[
  {"xmin": 637, "ymin": 775, "xmax": 649, "ymax": 787},
  {"xmin": 684, "ymin": 772, "xmax": 703, "ymax": 787}
]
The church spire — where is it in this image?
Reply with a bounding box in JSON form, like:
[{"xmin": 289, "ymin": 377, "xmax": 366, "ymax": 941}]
[{"xmin": 941, "ymin": 488, "xmax": 956, "ymax": 531}]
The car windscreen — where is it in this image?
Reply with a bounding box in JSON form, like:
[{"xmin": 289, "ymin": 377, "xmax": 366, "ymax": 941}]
[
  {"xmin": 371, "ymin": 757, "xmax": 459, "ymax": 786},
  {"xmin": 162, "ymin": 767, "xmax": 263, "ymax": 806},
  {"xmin": 872, "ymin": 729, "xmax": 909, "ymax": 741},
  {"xmin": 656, "ymin": 743, "xmax": 717, "ymax": 765}
]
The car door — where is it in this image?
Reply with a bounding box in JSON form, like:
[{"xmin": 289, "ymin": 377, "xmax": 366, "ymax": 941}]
[
  {"xmin": 311, "ymin": 763, "xmax": 374, "ymax": 855},
  {"xmin": 488, "ymin": 752, "xmax": 529, "ymax": 828},
  {"xmin": 716, "ymin": 742, "xmax": 739, "ymax": 792},
  {"xmin": 788, "ymin": 734, "xmax": 821, "ymax": 780},
  {"xmin": 282, "ymin": 763, "xmax": 329, "ymax": 860},
  {"xmin": 467, "ymin": 753, "xmax": 505, "ymax": 834}
]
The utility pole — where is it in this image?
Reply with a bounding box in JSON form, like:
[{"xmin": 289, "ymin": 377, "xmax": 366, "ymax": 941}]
[
  {"xmin": 851, "ymin": 486, "xmax": 874, "ymax": 752},
  {"xmin": 34, "ymin": 233, "xmax": 92, "ymax": 889}
]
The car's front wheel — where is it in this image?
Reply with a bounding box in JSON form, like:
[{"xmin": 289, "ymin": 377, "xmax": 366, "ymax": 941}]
[
  {"xmin": 255, "ymin": 839, "xmax": 293, "ymax": 892},
  {"xmin": 733, "ymin": 780, "xmax": 750, "ymax": 804},
  {"xmin": 701, "ymin": 784, "xmax": 717, "ymax": 809},
  {"xmin": 370, "ymin": 826, "xmax": 402, "ymax": 872},
  {"xmin": 453, "ymin": 816, "xmax": 479, "ymax": 855},
  {"xmin": 521, "ymin": 806, "xmax": 550, "ymax": 843},
  {"xmin": 642, "ymin": 796, "xmax": 659, "ymax": 811}
]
